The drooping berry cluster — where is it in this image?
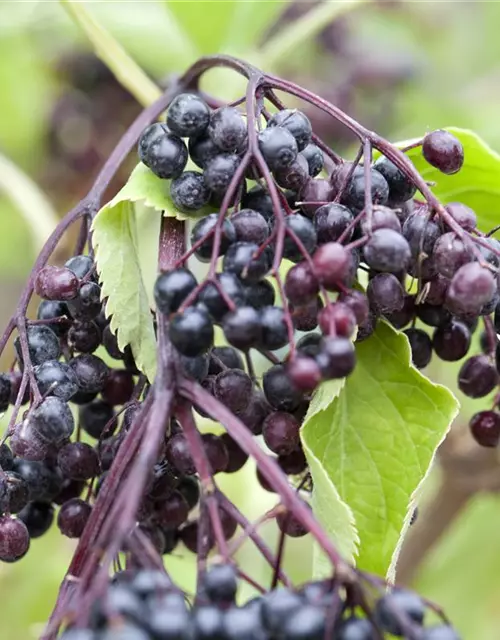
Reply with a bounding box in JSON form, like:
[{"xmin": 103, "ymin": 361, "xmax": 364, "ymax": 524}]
[
  {"xmin": 58, "ymin": 566, "xmax": 460, "ymax": 640},
  {"xmin": 0, "ymin": 55, "xmax": 494, "ymax": 639}
]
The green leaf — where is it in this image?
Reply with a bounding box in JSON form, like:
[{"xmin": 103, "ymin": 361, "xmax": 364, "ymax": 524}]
[
  {"xmin": 302, "ymin": 379, "xmax": 359, "ymax": 574},
  {"xmin": 108, "ymin": 162, "xmax": 214, "ymax": 221},
  {"xmin": 165, "ymin": 1, "xmax": 283, "ymax": 56},
  {"xmin": 92, "ymin": 201, "xmax": 157, "ymax": 382},
  {"xmin": 60, "ymin": 0, "xmax": 161, "ymax": 107},
  {"xmin": 301, "ymin": 323, "xmax": 459, "ymax": 579},
  {"xmin": 393, "ymin": 127, "xmax": 500, "ymax": 233}
]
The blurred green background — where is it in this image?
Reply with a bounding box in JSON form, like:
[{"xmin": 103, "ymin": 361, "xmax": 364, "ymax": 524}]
[{"xmin": 1, "ymin": 1, "xmax": 500, "ymax": 638}]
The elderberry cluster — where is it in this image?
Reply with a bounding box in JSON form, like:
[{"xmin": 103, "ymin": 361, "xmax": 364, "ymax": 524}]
[
  {"xmin": 59, "ymin": 566, "xmax": 460, "ymax": 640},
  {"xmin": 143, "ymin": 93, "xmax": 500, "ymax": 455},
  {"xmin": 0, "ymin": 255, "xmax": 143, "ymax": 562}
]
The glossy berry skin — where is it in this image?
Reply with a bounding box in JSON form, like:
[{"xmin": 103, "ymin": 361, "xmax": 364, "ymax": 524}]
[
  {"xmin": 402, "ymin": 212, "xmax": 441, "ymax": 261},
  {"xmin": 433, "ymin": 232, "xmax": 471, "ymax": 279},
  {"xmin": 188, "ymin": 132, "xmax": 220, "ymax": 169},
  {"xmin": 154, "ymin": 268, "xmax": 197, "ymax": 316},
  {"xmin": 79, "ymin": 400, "xmax": 115, "ymax": 439},
  {"xmin": 35, "ymin": 265, "xmax": 79, "ymax": 301},
  {"xmin": 367, "ymin": 273, "xmax": 405, "ymax": 316},
  {"xmin": 469, "ymin": 411, "xmax": 500, "ymax": 447},
  {"xmin": 0, "ymin": 516, "xmax": 30, "ymax": 562},
  {"xmin": 231, "ymin": 208, "xmax": 269, "ymax": 245},
  {"xmin": 341, "ymin": 166, "xmax": 389, "ymax": 213},
  {"xmin": 70, "ymin": 354, "xmax": 110, "ymax": 394},
  {"xmin": 258, "ymin": 126, "xmax": 298, "ymax": 171},
  {"xmin": 404, "ymin": 328, "xmax": 433, "ymax": 369},
  {"xmin": 421, "ymin": 625, "xmax": 461, "ymax": 640},
  {"xmin": 223, "ymin": 242, "xmax": 271, "ymax": 283},
  {"xmin": 223, "ymin": 306, "xmax": 262, "ymax": 351},
  {"xmin": 68, "ymin": 320, "xmax": 101, "ymax": 354},
  {"xmin": 165, "ymin": 434, "xmax": 196, "ymax": 475},
  {"xmin": 458, "ymin": 355, "xmax": 498, "ymax": 398},
  {"xmin": 36, "ymin": 300, "xmax": 68, "ymax": 337},
  {"xmin": 263, "ymin": 365, "xmax": 303, "ymax": 412},
  {"xmin": 34, "ymin": 360, "xmax": 79, "ymax": 402},
  {"xmin": 138, "ymin": 123, "xmax": 188, "ymax": 179},
  {"xmin": 203, "ymin": 153, "xmax": 240, "ymax": 194},
  {"xmin": 314, "ymin": 203, "xmax": 354, "ymax": 244},
  {"xmin": 317, "ymin": 337, "xmax": 356, "ymax": 379},
  {"xmin": 362, "ymin": 206, "xmax": 402, "ymax": 234},
  {"xmin": 337, "ymin": 616, "xmax": 374, "ymax": 640},
  {"xmin": 287, "ymin": 356, "xmax": 322, "ymax": 392},
  {"xmin": 29, "ymin": 396, "xmax": 75, "ymax": 444},
  {"xmin": 0, "ymin": 472, "xmax": 29, "ymax": 513},
  {"xmin": 267, "ymin": 109, "xmax": 312, "ymax": 151},
  {"xmin": 274, "ymin": 154, "xmax": 309, "ymax": 191},
  {"xmin": 445, "ymin": 202, "xmax": 477, "ymax": 231},
  {"xmin": 240, "ymin": 185, "xmax": 274, "ymax": 222},
  {"xmin": 363, "ymin": 229, "xmax": 411, "ymax": 273},
  {"xmin": 191, "ymin": 214, "xmax": 236, "ymax": 262},
  {"xmin": 18, "ymin": 501, "xmax": 54, "ymax": 538},
  {"xmin": 202, "ymin": 563, "xmax": 238, "ymax": 604},
  {"xmin": 166, "ymin": 93, "xmax": 210, "ymax": 138},
  {"xmin": 198, "ymin": 273, "xmax": 245, "ymax": 322},
  {"xmin": 67, "ymin": 282, "xmax": 102, "ymax": 321},
  {"xmin": 259, "ymin": 306, "xmax": 288, "ymax": 351},
  {"xmin": 299, "ymin": 143, "xmax": 323, "ymax": 178},
  {"xmin": 242, "ymin": 279, "xmax": 276, "ymax": 309},
  {"xmin": 373, "ymin": 156, "xmax": 417, "ymax": 204},
  {"xmin": 422, "ymin": 129, "xmax": 464, "ymax": 175},
  {"xmin": 209, "ymin": 346, "xmax": 244, "ymax": 374},
  {"xmin": 446, "ymin": 263, "xmax": 497, "ymax": 316},
  {"xmin": 214, "ymin": 369, "xmax": 252, "ymax": 414},
  {"xmin": 375, "ymin": 589, "xmax": 424, "ymax": 637},
  {"xmin": 208, "ymin": 107, "xmax": 247, "ymax": 152},
  {"xmin": 261, "ymin": 588, "xmax": 303, "ymax": 635},
  {"xmin": 58, "ymin": 442, "xmax": 100, "ymax": 480},
  {"xmin": 318, "ymin": 303, "xmax": 356, "ymax": 338},
  {"xmin": 285, "ymin": 262, "xmax": 319, "ymax": 306},
  {"xmin": 220, "ymin": 433, "xmax": 248, "ymax": 473},
  {"xmin": 283, "ymin": 214, "xmax": 317, "ymax": 262},
  {"xmin": 432, "ymin": 320, "xmax": 471, "ymax": 361},
  {"xmin": 169, "ymin": 306, "xmax": 214, "ymax": 357},
  {"xmin": 57, "ymin": 498, "xmax": 91, "ymax": 538},
  {"xmin": 298, "ymin": 178, "xmax": 333, "ymax": 218},
  {"xmin": 15, "ymin": 325, "xmax": 61, "ymax": 367},
  {"xmin": 262, "ymin": 412, "xmax": 300, "ymax": 455},
  {"xmin": 312, "ymin": 242, "xmax": 351, "ymax": 289},
  {"xmin": 0, "ymin": 374, "xmax": 11, "ymax": 413},
  {"xmin": 170, "ymin": 171, "xmax": 211, "ymax": 213}
]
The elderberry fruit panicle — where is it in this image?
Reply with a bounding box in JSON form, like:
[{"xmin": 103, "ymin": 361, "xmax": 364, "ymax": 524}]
[{"xmin": 0, "ymin": 53, "xmax": 480, "ymax": 640}]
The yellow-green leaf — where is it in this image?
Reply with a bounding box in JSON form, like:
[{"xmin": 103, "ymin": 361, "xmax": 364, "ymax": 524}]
[
  {"xmin": 92, "ymin": 201, "xmax": 157, "ymax": 382},
  {"xmin": 302, "ymin": 323, "xmax": 459, "ymax": 580}
]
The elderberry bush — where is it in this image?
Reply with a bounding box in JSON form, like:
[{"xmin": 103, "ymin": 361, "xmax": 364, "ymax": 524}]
[{"xmin": 0, "ymin": 53, "xmax": 496, "ymax": 639}]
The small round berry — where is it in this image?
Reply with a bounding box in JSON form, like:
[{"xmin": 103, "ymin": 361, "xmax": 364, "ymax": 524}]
[
  {"xmin": 208, "ymin": 106, "xmax": 247, "ymax": 152},
  {"xmin": 35, "ymin": 266, "xmax": 79, "ymax": 301},
  {"xmin": 191, "ymin": 213, "xmax": 236, "ymax": 262},
  {"xmin": 188, "ymin": 132, "xmax": 220, "ymax": 169},
  {"xmin": 223, "ymin": 306, "xmax": 262, "ymax": 351},
  {"xmin": 432, "ymin": 320, "xmax": 471, "ymax": 362},
  {"xmin": 363, "ymin": 229, "xmax": 411, "ymax": 273},
  {"xmin": 203, "ymin": 153, "xmax": 240, "ymax": 194},
  {"xmin": 0, "ymin": 516, "xmax": 30, "ymax": 562},
  {"xmin": 198, "ymin": 272, "xmax": 244, "ymax": 322},
  {"xmin": 154, "ymin": 267, "xmax": 197, "ymax": 316},
  {"xmin": 222, "ymin": 242, "xmax": 271, "ymax": 283},
  {"xmin": 274, "ymin": 154, "xmax": 309, "ymax": 191},
  {"xmin": 316, "ymin": 337, "xmax": 356, "ymax": 379},
  {"xmin": 312, "ymin": 242, "xmax": 351, "ymax": 289},
  {"xmin": 14, "ymin": 325, "xmax": 61, "ymax": 368},
  {"xmin": 263, "ymin": 364, "xmax": 303, "ymax": 412},
  {"xmin": 300, "ymin": 143, "xmax": 324, "ymax": 177},
  {"xmin": 267, "ymin": 108, "xmax": 312, "ymax": 151},
  {"xmin": 470, "ymin": 411, "xmax": 500, "ymax": 447},
  {"xmin": 57, "ymin": 498, "xmax": 91, "ymax": 538},
  {"xmin": 287, "ymin": 357, "xmax": 322, "ymax": 392},
  {"xmin": 445, "ymin": 202, "xmax": 476, "ymax": 231},
  {"xmin": 404, "ymin": 328, "xmax": 433, "ymax": 369},
  {"xmin": 169, "ymin": 306, "xmax": 214, "ymax": 357},
  {"xmin": 231, "ymin": 208, "xmax": 270, "ymax": 245},
  {"xmin": 314, "ymin": 203, "xmax": 354, "ymax": 244},
  {"xmin": 284, "ymin": 262, "xmax": 319, "ymax": 306},
  {"xmin": 138, "ymin": 122, "xmax": 188, "ymax": 179},
  {"xmin": 458, "ymin": 355, "xmax": 498, "ymax": 398},
  {"xmin": 29, "ymin": 397, "xmax": 75, "ymax": 444},
  {"xmin": 258, "ymin": 126, "xmax": 298, "ymax": 171},
  {"xmin": 341, "ymin": 166, "xmax": 389, "ymax": 213},
  {"xmin": 367, "ymin": 273, "xmax": 405, "ymax": 316},
  {"xmin": 166, "ymin": 93, "xmax": 210, "ymax": 138},
  {"xmin": 283, "ymin": 214, "xmax": 317, "ymax": 262},
  {"xmin": 422, "ymin": 129, "xmax": 464, "ymax": 175},
  {"xmin": 170, "ymin": 171, "xmax": 211, "ymax": 213},
  {"xmin": 262, "ymin": 412, "xmax": 300, "ymax": 455},
  {"xmin": 373, "ymin": 155, "xmax": 417, "ymax": 204}
]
